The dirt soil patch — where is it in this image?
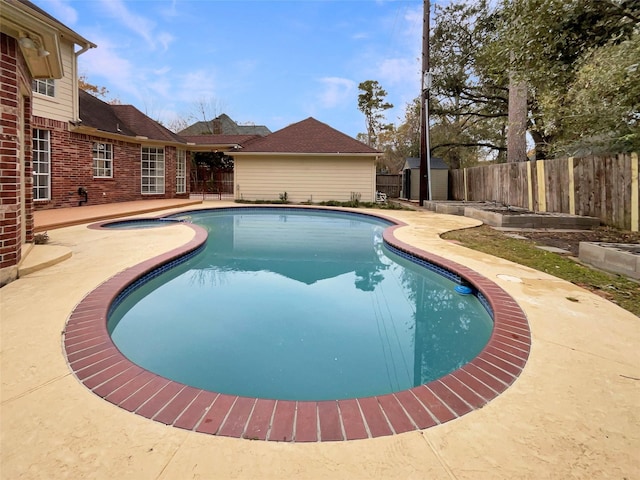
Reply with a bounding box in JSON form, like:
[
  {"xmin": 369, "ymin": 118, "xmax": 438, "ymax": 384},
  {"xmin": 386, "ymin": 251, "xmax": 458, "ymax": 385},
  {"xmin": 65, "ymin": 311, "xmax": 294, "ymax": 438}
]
[{"xmin": 518, "ymin": 226, "xmax": 640, "ymax": 256}]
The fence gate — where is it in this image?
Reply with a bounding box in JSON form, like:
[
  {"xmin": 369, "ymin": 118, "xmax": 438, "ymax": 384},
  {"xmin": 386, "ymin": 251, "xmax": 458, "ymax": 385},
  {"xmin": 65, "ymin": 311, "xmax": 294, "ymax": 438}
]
[{"xmin": 376, "ymin": 174, "xmax": 402, "ymax": 198}]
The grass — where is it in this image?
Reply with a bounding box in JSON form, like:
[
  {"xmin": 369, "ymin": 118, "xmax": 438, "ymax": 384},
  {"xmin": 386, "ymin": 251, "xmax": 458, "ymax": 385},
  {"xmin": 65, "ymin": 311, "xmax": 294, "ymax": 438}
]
[{"xmin": 441, "ymin": 225, "xmax": 640, "ymax": 317}]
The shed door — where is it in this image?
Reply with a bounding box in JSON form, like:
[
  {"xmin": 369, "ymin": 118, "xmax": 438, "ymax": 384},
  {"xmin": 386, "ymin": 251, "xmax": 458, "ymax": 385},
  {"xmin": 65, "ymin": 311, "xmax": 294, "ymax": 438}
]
[{"xmin": 403, "ymin": 169, "xmax": 411, "ymax": 199}]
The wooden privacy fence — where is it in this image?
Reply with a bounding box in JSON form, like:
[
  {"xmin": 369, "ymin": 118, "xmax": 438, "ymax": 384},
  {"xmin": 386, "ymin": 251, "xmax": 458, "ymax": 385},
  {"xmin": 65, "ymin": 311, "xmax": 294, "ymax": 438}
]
[
  {"xmin": 450, "ymin": 153, "xmax": 639, "ymax": 231},
  {"xmin": 376, "ymin": 174, "xmax": 402, "ymax": 198},
  {"xmin": 190, "ymin": 170, "xmax": 234, "ymax": 194}
]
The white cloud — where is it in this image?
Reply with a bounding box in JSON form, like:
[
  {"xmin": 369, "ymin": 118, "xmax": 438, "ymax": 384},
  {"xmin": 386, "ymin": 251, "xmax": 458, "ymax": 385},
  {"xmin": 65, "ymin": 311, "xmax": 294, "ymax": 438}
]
[
  {"xmin": 157, "ymin": 32, "xmax": 175, "ymax": 52},
  {"xmin": 377, "ymin": 57, "xmax": 420, "ymax": 87},
  {"xmin": 79, "ymin": 38, "xmax": 137, "ymax": 99},
  {"xmin": 175, "ymin": 70, "xmax": 220, "ymax": 103},
  {"xmin": 98, "ymin": 0, "xmax": 173, "ymax": 51},
  {"xmin": 316, "ymin": 77, "xmax": 356, "ymax": 109}
]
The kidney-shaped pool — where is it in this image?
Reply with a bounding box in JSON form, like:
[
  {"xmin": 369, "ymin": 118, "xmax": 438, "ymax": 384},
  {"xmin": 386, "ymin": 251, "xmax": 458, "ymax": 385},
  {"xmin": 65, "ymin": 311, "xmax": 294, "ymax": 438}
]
[
  {"xmin": 108, "ymin": 209, "xmax": 493, "ymax": 401},
  {"xmin": 67, "ymin": 206, "xmax": 530, "ymax": 442}
]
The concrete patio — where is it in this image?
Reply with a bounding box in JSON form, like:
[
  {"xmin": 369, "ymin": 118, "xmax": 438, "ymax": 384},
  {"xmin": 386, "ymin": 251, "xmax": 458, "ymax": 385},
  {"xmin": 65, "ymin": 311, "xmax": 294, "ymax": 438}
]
[{"xmin": 1, "ymin": 200, "xmax": 638, "ymax": 479}]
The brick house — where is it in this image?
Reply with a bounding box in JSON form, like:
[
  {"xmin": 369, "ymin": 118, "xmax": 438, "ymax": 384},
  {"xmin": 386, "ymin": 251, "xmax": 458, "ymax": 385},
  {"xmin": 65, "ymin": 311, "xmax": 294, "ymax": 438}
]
[
  {"xmin": 6, "ymin": 0, "xmax": 195, "ymax": 214},
  {"xmin": 1, "ymin": 0, "xmax": 379, "ymax": 285},
  {"xmin": 1, "ymin": 0, "xmax": 96, "ymax": 285},
  {"xmin": 35, "ymin": 89, "xmax": 192, "ymax": 209},
  {"xmin": 1, "ymin": 0, "xmax": 193, "ymax": 285}
]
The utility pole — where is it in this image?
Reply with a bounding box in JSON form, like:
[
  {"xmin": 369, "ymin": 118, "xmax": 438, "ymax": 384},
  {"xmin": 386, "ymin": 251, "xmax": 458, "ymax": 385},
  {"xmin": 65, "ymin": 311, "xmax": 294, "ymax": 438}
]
[{"xmin": 419, "ymin": 0, "xmax": 432, "ymax": 205}]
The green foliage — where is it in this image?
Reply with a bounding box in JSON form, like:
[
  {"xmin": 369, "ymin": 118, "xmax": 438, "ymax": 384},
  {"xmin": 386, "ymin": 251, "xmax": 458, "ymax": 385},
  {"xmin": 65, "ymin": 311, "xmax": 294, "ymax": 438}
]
[
  {"xmin": 377, "ymin": 98, "xmax": 421, "ymax": 173},
  {"xmin": 193, "ymin": 151, "xmax": 234, "ymax": 171},
  {"xmin": 357, "ymin": 80, "xmax": 393, "ymax": 148},
  {"xmin": 429, "ymin": 0, "xmax": 509, "ymax": 165},
  {"xmin": 234, "ymin": 198, "xmax": 409, "ymax": 210},
  {"xmin": 561, "ymin": 33, "xmax": 640, "ymax": 153},
  {"xmin": 414, "ymin": 0, "xmax": 640, "ymax": 162},
  {"xmin": 497, "ymin": 0, "xmax": 639, "ymax": 157}
]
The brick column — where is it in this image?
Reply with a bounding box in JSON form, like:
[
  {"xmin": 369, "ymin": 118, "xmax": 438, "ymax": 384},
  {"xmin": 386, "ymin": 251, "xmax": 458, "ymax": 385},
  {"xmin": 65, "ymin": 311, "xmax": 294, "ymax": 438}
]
[{"xmin": 1, "ymin": 33, "xmax": 33, "ymax": 286}]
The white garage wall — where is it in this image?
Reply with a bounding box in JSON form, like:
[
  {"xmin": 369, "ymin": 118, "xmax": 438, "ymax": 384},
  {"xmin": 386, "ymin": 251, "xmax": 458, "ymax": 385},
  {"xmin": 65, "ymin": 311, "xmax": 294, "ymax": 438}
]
[{"xmin": 234, "ymin": 155, "xmax": 376, "ymax": 203}]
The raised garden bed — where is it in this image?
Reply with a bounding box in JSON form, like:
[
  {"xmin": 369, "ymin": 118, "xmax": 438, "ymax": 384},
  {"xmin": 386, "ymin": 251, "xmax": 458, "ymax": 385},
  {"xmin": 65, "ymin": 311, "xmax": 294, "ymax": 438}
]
[
  {"xmin": 579, "ymin": 242, "xmax": 640, "ymax": 280},
  {"xmin": 424, "ymin": 201, "xmax": 601, "ymax": 229},
  {"xmin": 464, "ymin": 206, "xmax": 601, "ymax": 229}
]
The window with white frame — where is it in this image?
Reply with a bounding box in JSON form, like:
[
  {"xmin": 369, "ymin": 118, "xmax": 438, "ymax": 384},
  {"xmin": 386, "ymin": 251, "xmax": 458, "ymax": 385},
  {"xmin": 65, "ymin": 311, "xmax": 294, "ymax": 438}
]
[
  {"xmin": 32, "ymin": 129, "xmax": 51, "ymax": 201},
  {"xmin": 176, "ymin": 149, "xmax": 186, "ymax": 193},
  {"xmin": 32, "ymin": 79, "xmax": 55, "ymax": 97},
  {"xmin": 92, "ymin": 142, "xmax": 113, "ymax": 178},
  {"xmin": 141, "ymin": 146, "xmax": 165, "ymax": 194}
]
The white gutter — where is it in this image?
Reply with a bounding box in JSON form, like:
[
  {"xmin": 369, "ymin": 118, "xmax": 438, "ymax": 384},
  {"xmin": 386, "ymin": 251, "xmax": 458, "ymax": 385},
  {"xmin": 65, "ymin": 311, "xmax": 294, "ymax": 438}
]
[{"xmin": 71, "ymin": 42, "xmax": 95, "ymax": 123}]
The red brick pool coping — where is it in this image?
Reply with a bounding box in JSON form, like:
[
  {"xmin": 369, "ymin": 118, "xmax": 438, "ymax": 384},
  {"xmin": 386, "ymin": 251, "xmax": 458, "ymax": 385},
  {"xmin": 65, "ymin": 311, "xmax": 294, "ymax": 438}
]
[{"xmin": 64, "ymin": 208, "xmax": 530, "ymax": 442}]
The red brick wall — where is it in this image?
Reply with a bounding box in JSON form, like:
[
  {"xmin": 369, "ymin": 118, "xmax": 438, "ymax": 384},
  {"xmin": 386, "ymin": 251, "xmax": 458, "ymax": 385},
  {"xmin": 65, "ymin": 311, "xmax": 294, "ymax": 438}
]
[
  {"xmin": 33, "ymin": 120, "xmax": 191, "ymax": 210},
  {"xmin": 1, "ymin": 33, "xmax": 33, "ymax": 282}
]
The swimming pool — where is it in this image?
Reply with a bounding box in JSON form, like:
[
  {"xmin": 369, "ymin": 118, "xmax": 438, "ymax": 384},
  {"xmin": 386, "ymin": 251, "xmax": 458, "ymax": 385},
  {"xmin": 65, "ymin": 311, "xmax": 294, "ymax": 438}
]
[
  {"xmin": 66, "ymin": 206, "xmax": 530, "ymax": 442},
  {"xmin": 107, "ymin": 209, "xmax": 493, "ymax": 401}
]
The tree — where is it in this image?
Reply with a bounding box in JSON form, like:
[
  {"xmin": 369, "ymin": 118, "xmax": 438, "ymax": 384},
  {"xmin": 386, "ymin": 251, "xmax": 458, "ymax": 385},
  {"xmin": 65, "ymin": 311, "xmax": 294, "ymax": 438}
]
[
  {"xmin": 429, "ymin": 0, "xmax": 509, "ymax": 166},
  {"xmin": 376, "ymin": 98, "xmax": 421, "ymax": 172},
  {"xmin": 357, "ymin": 80, "xmax": 393, "ymax": 148},
  {"xmin": 497, "ymin": 0, "xmax": 639, "ymax": 157},
  {"xmin": 506, "ymin": 64, "xmax": 528, "ymax": 162},
  {"xmin": 563, "ymin": 33, "xmax": 640, "ymax": 153},
  {"xmin": 166, "ymin": 96, "xmax": 225, "ymax": 134},
  {"xmin": 78, "ymin": 74, "xmax": 109, "ymax": 99}
]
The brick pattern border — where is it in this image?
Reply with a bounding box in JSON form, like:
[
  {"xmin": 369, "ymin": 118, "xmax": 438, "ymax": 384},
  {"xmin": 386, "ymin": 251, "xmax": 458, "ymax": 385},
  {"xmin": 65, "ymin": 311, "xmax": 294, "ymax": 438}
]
[{"xmin": 63, "ymin": 208, "xmax": 531, "ymax": 442}]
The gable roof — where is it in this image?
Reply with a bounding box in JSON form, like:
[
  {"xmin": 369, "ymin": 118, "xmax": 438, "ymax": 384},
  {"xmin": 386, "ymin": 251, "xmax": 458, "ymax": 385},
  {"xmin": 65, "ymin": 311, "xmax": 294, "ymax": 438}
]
[
  {"xmin": 78, "ymin": 90, "xmax": 185, "ymax": 143},
  {"xmin": 3, "ymin": 0, "xmax": 95, "ymax": 78},
  {"xmin": 237, "ymin": 117, "xmax": 380, "ymax": 154},
  {"xmin": 179, "ymin": 114, "xmax": 271, "ymax": 137},
  {"xmin": 111, "ymin": 105, "xmax": 185, "ymax": 143},
  {"xmin": 182, "ymin": 134, "xmax": 260, "ymax": 146}
]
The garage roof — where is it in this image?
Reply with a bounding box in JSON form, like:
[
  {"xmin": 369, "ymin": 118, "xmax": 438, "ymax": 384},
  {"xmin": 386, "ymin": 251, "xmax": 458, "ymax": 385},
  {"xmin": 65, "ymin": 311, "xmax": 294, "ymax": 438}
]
[{"xmin": 238, "ymin": 117, "xmax": 380, "ymax": 154}]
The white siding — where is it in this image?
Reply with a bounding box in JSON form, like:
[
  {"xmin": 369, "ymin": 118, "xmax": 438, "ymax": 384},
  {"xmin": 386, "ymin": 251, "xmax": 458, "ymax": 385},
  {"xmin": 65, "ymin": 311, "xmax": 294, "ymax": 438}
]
[
  {"xmin": 234, "ymin": 155, "xmax": 377, "ymax": 203},
  {"xmin": 31, "ymin": 40, "xmax": 75, "ymax": 122}
]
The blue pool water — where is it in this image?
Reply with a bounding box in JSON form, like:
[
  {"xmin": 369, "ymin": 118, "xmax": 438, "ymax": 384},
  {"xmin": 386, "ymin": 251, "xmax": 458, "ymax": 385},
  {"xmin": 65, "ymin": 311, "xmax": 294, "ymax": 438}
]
[
  {"xmin": 103, "ymin": 218, "xmax": 184, "ymax": 229},
  {"xmin": 108, "ymin": 209, "xmax": 493, "ymax": 401}
]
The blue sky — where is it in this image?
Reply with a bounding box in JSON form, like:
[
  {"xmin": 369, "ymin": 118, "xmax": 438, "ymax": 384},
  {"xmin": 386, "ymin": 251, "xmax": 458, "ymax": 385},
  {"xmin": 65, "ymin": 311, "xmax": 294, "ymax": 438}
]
[{"xmin": 32, "ymin": 0, "xmax": 426, "ymax": 137}]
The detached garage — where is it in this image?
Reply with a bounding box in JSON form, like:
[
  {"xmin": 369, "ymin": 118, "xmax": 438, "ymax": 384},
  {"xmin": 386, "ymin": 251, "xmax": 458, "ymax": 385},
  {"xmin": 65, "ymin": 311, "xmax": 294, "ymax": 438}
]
[{"xmin": 228, "ymin": 118, "xmax": 380, "ymax": 203}]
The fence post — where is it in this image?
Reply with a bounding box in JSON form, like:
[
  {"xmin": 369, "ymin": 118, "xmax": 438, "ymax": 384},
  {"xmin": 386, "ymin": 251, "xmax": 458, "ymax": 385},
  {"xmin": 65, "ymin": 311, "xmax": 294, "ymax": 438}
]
[
  {"xmin": 463, "ymin": 168, "xmax": 468, "ymax": 201},
  {"xmin": 568, "ymin": 157, "xmax": 575, "ymax": 215},
  {"xmin": 632, "ymin": 152, "xmax": 639, "ymax": 232},
  {"xmin": 536, "ymin": 160, "xmax": 547, "ymax": 212},
  {"xmin": 526, "ymin": 161, "xmax": 533, "ymax": 211}
]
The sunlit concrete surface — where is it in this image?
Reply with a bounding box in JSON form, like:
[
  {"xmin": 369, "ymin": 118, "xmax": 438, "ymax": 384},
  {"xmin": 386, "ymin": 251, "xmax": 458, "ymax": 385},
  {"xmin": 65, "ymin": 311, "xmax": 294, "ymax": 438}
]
[{"xmin": 2, "ymin": 201, "xmax": 638, "ymax": 479}]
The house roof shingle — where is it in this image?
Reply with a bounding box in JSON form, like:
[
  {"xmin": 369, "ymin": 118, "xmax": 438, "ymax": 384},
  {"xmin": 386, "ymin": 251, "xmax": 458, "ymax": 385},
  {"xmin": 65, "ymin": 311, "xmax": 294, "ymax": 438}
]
[
  {"xmin": 179, "ymin": 114, "xmax": 271, "ymax": 137},
  {"xmin": 79, "ymin": 90, "xmax": 185, "ymax": 143},
  {"xmin": 237, "ymin": 117, "xmax": 380, "ymax": 154},
  {"xmin": 182, "ymin": 134, "xmax": 260, "ymax": 146},
  {"xmin": 403, "ymin": 156, "xmax": 448, "ymax": 170}
]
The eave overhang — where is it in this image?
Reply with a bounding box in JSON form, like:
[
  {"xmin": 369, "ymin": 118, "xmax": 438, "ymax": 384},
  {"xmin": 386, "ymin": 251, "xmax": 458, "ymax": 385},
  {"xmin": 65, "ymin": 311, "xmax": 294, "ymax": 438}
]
[
  {"xmin": 224, "ymin": 151, "xmax": 380, "ymax": 158},
  {"xmin": 70, "ymin": 124, "xmax": 189, "ymax": 149},
  {"xmin": 1, "ymin": 0, "xmax": 95, "ymax": 78}
]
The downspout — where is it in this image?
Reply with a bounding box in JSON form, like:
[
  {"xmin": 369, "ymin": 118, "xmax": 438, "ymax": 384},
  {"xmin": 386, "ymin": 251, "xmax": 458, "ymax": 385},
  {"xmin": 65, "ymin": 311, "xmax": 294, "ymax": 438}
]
[{"xmin": 71, "ymin": 43, "xmax": 95, "ymax": 123}]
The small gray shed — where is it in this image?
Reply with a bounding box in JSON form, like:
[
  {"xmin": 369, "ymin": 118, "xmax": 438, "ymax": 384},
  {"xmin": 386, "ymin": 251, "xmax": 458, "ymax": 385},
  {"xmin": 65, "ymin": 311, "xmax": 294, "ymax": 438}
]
[{"xmin": 401, "ymin": 157, "xmax": 449, "ymax": 201}]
